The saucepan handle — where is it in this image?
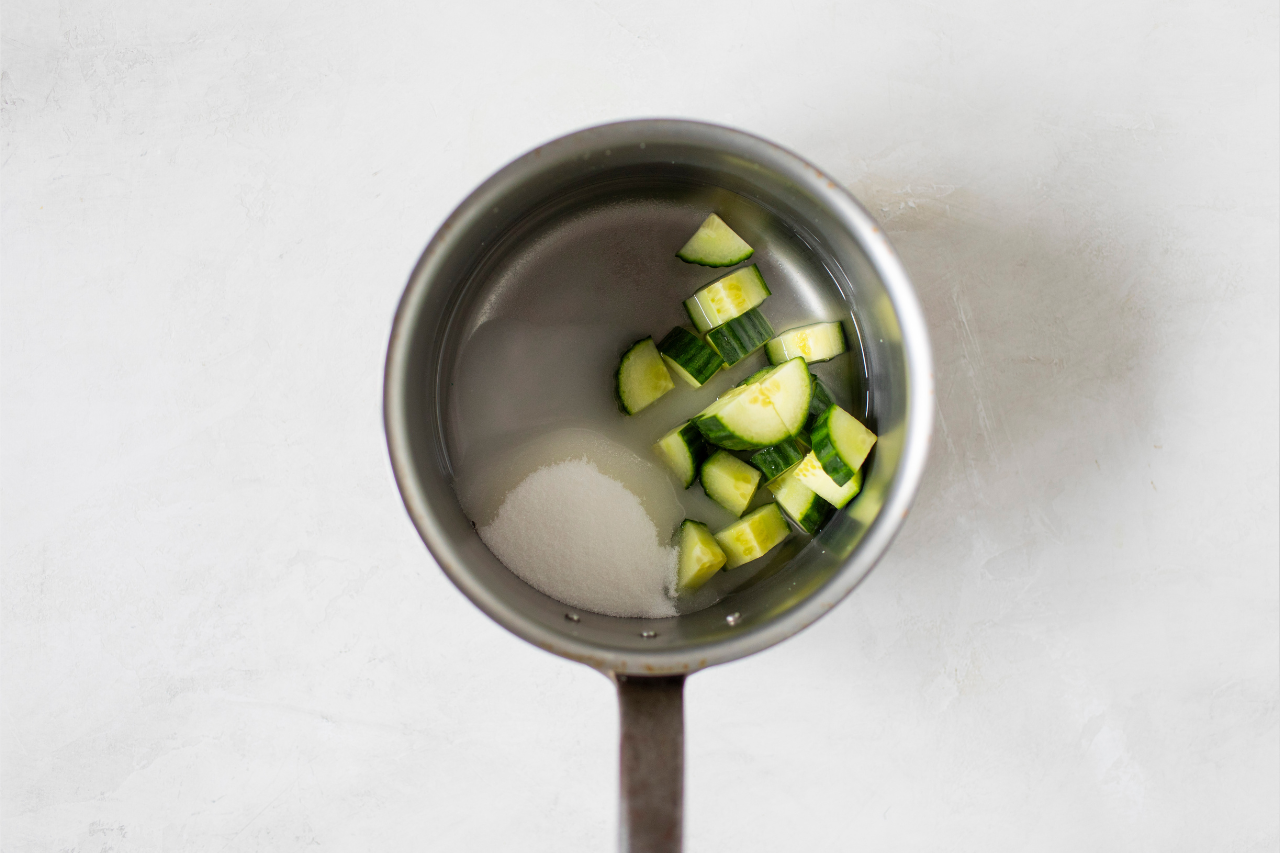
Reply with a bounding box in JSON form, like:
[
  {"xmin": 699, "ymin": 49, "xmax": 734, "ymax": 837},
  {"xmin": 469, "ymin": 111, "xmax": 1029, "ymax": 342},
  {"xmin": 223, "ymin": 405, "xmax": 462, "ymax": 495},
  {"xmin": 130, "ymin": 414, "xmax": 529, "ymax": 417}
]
[{"xmin": 615, "ymin": 674, "xmax": 686, "ymax": 853}]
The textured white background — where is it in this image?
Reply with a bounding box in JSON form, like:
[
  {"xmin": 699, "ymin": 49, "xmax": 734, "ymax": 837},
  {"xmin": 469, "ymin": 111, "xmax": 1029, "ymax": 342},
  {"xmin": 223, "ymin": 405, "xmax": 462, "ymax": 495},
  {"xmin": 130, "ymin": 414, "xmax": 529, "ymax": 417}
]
[{"xmin": 3, "ymin": 0, "xmax": 1277, "ymax": 850}]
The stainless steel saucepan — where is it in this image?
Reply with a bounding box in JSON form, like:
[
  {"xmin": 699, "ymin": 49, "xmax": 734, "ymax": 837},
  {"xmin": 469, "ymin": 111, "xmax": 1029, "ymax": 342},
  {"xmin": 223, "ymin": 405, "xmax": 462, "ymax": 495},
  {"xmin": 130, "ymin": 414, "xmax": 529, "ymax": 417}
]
[{"xmin": 384, "ymin": 119, "xmax": 932, "ymax": 852}]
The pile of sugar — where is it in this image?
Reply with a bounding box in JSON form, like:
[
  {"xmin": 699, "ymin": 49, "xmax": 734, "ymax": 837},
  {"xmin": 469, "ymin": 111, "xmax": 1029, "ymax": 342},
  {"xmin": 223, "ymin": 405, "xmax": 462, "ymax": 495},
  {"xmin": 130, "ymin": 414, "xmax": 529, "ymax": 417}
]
[{"xmin": 479, "ymin": 458, "xmax": 678, "ymax": 618}]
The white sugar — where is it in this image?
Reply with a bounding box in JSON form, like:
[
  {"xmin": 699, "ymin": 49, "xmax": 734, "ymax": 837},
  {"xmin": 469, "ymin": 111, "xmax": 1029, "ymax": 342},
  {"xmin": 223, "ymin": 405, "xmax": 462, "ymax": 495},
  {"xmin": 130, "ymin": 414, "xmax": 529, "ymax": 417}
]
[{"xmin": 479, "ymin": 458, "xmax": 678, "ymax": 618}]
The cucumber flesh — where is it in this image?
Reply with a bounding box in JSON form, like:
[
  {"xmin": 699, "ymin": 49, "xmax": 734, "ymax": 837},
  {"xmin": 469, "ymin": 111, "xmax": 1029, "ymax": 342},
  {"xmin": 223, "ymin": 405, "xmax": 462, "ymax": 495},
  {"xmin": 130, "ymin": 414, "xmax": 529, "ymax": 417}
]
[
  {"xmin": 694, "ymin": 385, "xmax": 790, "ymax": 450},
  {"xmin": 766, "ymin": 322, "xmax": 847, "ymax": 365},
  {"xmin": 767, "ymin": 468, "xmax": 835, "ymax": 534},
  {"xmin": 714, "ymin": 504, "xmax": 791, "ymax": 569},
  {"xmin": 810, "ymin": 404, "xmax": 877, "ymax": 486},
  {"xmin": 749, "ymin": 436, "xmax": 808, "ymax": 481},
  {"xmin": 677, "ymin": 519, "xmax": 727, "ymax": 592},
  {"xmin": 654, "ymin": 420, "xmax": 710, "ymax": 489},
  {"xmin": 683, "ymin": 265, "xmax": 771, "ymax": 333},
  {"xmin": 793, "ymin": 451, "xmax": 863, "ymax": 509},
  {"xmin": 700, "ymin": 450, "xmax": 762, "ymax": 517},
  {"xmin": 676, "ymin": 214, "xmax": 755, "ymax": 267},
  {"xmin": 705, "ymin": 308, "xmax": 774, "ymax": 366},
  {"xmin": 658, "ymin": 326, "xmax": 724, "ymax": 388},
  {"xmin": 616, "ymin": 337, "xmax": 674, "ymax": 415},
  {"xmin": 752, "ymin": 357, "xmax": 812, "ymax": 437}
]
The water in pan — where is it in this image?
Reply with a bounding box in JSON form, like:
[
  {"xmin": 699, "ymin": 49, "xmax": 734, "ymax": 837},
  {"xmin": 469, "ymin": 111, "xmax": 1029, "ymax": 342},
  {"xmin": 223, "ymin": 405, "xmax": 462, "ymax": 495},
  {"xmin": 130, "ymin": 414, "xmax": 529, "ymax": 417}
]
[{"xmin": 442, "ymin": 182, "xmax": 870, "ymax": 616}]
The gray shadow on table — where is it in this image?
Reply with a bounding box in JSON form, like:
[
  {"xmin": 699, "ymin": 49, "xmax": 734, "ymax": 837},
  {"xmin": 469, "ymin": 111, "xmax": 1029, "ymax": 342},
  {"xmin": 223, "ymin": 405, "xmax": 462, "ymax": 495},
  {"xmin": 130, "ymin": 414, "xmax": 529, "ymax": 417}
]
[{"xmin": 835, "ymin": 176, "xmax": 1162, "ymax": 623}]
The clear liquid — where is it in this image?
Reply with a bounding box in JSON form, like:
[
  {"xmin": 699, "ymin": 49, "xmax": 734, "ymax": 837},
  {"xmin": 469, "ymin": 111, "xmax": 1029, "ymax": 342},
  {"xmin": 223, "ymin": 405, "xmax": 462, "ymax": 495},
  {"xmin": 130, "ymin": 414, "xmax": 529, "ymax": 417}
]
[{"xmin": 443, "ymin": 187, "xmax": 869, "ymax": 615}]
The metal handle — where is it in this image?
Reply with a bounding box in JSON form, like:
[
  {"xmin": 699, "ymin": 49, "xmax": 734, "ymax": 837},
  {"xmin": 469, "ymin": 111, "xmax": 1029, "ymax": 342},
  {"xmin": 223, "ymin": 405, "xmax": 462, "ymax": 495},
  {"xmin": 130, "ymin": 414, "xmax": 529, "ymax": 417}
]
[{"xmin": 615, "ymin": 674, "xmax": 686, "ymax": 853}]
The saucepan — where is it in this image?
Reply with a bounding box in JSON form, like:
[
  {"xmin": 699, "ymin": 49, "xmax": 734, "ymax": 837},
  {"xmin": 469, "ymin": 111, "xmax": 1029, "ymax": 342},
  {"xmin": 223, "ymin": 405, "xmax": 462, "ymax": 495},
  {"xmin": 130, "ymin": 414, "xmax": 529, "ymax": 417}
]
[{"xmin": 384, "ymin": 119, "xmax": 933, "ymax": 852}]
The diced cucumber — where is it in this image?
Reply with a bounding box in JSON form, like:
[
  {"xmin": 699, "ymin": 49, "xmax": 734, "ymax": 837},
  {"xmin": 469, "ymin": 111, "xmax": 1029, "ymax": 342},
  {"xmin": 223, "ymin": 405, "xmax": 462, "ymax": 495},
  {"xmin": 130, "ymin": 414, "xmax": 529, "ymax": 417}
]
[
  {"xmin": 749, "ymin": 436, "xmax": 808, "ymax": 481},
  {"xmin": 766, "ymin": 322, "xmax": 847, "ymax": 365},
  {"xmin": 700, "ymin": 450, "xmax": 762, "ymax": 517},
  {"xmin": 677, "ymin": 519, "xmax": 727, "ymax": 592},
  {"xmin": 694, "ymin": 385, "xmax": 790, "ymax": 450},
  {"xmin": 752, "ymin": 357, "xmax": 812, "ymax": 437},
  {"xmin": 715, "ymin": 504, "xmax": 791, "ymax": 569},
  {"xmin": 810, "ymin": 405, "xmax": 877, "ymax": 486},
  {"xmin": 657, "ymin": 326, "xmax": 724, "ymax": 388},
  {"xmin": 653, "ymin": 420, "xmax": 709, "ymax": 489},
  {"xmin": 616, "ymin": 337, "xmax": 675, "ymax": 415},
  {"xmin": 807, "ymin": 373, "xmax": 835, "ymax": 430},
  {"xmin": 767, "ymin": 468, "xmax": 835, "ymax": 534},
  {"xmin": 683, "ymin": 265, "xmax": 771, "ymax": 333},
  {"xmin": 676, "ymin": 214, "xmax": 754, "ymax": 268},
  {"xmin": 793, "ymin": 451, "xmax": 863, "ymax": 509},
  {"xmin": 705, "ymin": 308, "xmax": 774, "ymax": 367}
]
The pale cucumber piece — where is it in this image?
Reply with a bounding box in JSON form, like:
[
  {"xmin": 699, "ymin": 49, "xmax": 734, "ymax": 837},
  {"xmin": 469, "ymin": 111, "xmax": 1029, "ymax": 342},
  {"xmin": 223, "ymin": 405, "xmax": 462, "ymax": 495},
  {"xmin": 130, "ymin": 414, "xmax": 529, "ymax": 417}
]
[
  {"xmin": 677, "ymin": 519, "xmax": 727, "ymax": 592},
  {"xmin": 615, "ymin": 337, "xmax": 674, "ymax": 415},
  {"xmin": 705, "ymin": 308, "xmax": 774, "ymax": 366},
  {"xmin": 749, "ymin": 436, "xmax": 808, "ymax": 482},
  {"xmin": 767, "ymin": 468, "xmax": 835, "ymax": 534},
  {"xmin": 658, "ymin": 326, "xmax": 724, "ymax": 388},
  {"xmin": 752, "ymin": 357, "xmax": 812, "ymax": 437},
  {"xmin": 715, "ymin": 503, "xmax": 791, "ymax": 569},
  {"xmin": 683, "ymin": 265, "xmax": 771, "ymax": 333},
  {"xmin": 700, "ymin": 450, "xmax": 762, "ymax": 517},
  {"xmin": 810, "ymin": 404, "xmax": 877, "ymax": 486},
  {"xmin": 694, "ymin": 384, "xmax": 789, "ymax": 450},
  {"xmin": 653, "ymin": 420, "xmax": 709, "ymax": 489},
  {"xmin": 676, "ymin": 214, "xmax": 755, "ymax": 267},
  {"xmin": 766, "ymin": 322, "xmax": 847, "ymax": 365},
  {"xmin": 793, "ymin": 451, "xmax": 863, "ymax": 509}
]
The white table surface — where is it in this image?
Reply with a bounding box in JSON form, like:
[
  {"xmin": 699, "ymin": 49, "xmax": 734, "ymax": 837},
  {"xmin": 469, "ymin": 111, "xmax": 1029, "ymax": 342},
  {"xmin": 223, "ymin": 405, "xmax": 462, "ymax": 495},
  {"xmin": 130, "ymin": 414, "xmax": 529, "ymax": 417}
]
[{"xmin": 4, "ymin": 1, "xmax": 1277, "ymax": 850}]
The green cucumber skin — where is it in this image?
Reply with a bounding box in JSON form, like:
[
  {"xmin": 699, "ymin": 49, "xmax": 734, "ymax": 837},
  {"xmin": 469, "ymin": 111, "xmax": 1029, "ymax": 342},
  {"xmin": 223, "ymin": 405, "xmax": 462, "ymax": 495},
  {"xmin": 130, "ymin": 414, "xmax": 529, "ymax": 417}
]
[
  {"xmin": 806, "ymin": 374, "xmax": 836, "ymax": 429},
  {"xmin": 811, "ymin": 405, "xmax": 856, "ymax": 486},
  {"xmin": 658, "ymin": 327, "xmax": 724, "ymax": 385},
  {"xmin": 705, "ymin": 309, "xmax": 774, "ymax": 366},
  {"xmin": 694, "ymin": 415, "xmax": 770, "ymax": 451},
  {"xmin": 749, "ymin": 437, "xmax": 808, "ymax": 481},
  {"xmin": 677, "ymin": 250, "xmax": 753, "ymax": 268},
  {"xmin": 790, "ymin": 493, "xmax": 835, "ymax": 535},
  {"xmin": 737, "ymin": 366, "xmax": 774, "ymax": 387}
]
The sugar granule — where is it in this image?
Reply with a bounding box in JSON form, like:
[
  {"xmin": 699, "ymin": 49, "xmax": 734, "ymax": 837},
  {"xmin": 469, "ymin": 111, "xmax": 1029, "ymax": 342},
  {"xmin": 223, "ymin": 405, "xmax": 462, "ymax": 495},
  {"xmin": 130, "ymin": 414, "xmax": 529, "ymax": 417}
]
[{"xmin": 479, "ymin": 458, "xmax": 677, "ymax": 618}]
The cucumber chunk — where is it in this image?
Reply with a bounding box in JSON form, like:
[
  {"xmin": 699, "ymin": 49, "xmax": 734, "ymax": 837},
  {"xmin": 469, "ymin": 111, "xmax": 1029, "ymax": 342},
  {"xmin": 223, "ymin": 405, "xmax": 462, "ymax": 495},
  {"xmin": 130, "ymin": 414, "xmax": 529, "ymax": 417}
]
[
  {"xmin": 683, "ymin": 265, "xmax": 771, "ymax": 333},
  {"xmin": 793, "ymin": 451, "xmax": 863, "ymax": 509},
  {"xmin": 705, "ymin": 308, "xmax": 774, "ymax": 366},
  {"xmin": 696, "ymin": 357, "xmax": 812, "ymax": 449},
  {"xmin": 676, "ymin": 214, "xmax": 755, "ymax": 268},
  {"xmin": 694, "ymin": 385, "xmax": 790, "ymax": 450},
  {"xmin": 657, "ymin": 326, "xmax": 724, "ymax": 388},
  {"xmin": 677, "ymin": 519, "xmax": 727, "ymax": 592},
  {"xmin": 616, "ymin": 337, "xmax": 675, "ymax": 414},
  {"xmin": 749, "ymin": 436, "xmax": 808, "ymax": 481},
  {"xmin": 715, "ymin": 504, "xmax": 791, "ymax": 569},
  {"xmin": 807, "ymin": 373, "xmax": 836, "ymax": 430},
  {"xmin": 766, "ymin": 322, "xmax": 847, "ymax": 365},
  {"xmin": 752, "ymin": 357, "xmax": 812, "ymax": 437},
  {"xmin": 810, "ymin": 404, "xmax": 878, "ymax": 486},
  {"xmin": 654, "ymin": 420, "xmax": 710, "ymax": 489},
  {"xmin": 700, "ymin": 450, "xmax": 762, "ymax": 517},
  {"xmin": 767, "ymin": 468, "xmax": 835, "ymax": 534}
]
